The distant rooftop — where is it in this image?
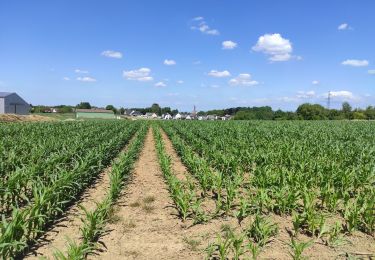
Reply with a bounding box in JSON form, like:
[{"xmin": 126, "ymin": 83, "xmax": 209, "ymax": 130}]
[{"xmin": 0, "ymin": 92, "xmax": 13, "ymax": 98}]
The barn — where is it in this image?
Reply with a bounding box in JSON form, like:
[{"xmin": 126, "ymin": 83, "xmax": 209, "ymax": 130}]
[
  {"xmin": 75, "ymin": 109, "xmax": 115, "ymax": 119},
  {"xmin": 0, "ymin": 92, "xmax": 30, "ymax": 115}
]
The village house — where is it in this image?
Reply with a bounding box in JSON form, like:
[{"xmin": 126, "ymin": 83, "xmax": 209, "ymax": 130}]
[{"xmin": 162, "ymin": 113, "xmax": 172, "ymax": 120}]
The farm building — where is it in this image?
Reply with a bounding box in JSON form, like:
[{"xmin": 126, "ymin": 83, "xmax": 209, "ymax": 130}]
[
  {"xmin": 0, "ymin": 92, "xmax": 30, "ymax": 115},
  {"xmin": 75, "ymin": 109, "xmax": 115, "ymax": 119}
]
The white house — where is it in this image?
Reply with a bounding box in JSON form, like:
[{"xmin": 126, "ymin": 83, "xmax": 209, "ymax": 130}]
[
  {"xmin": 174, "ymin": 113, "xmax": 182, "ymax": 120},
  {"xmin": 163, "ymin": 113, "xmax": 172, "ymax": 120},
  {"xmin": 130, "ymin": 110, "xmax": 142, "ymax": 117},
  {"xmin": 145, "ymin": 112, "xmax": 158, "ymax": 119},
  {"xmin": 0, "ymin": 92, "xmax": 30, "ymax": 115}
]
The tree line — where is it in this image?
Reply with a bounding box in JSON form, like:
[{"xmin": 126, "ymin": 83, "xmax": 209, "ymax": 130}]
[{"xmin": 31, "ymin": 101, "xmax": 375, "ymax": 120}]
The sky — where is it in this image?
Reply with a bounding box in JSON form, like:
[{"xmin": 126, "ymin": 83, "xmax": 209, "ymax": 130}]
[{"xmin": 0, "ymin": 0, "xmax": 374, "ymax": 111}]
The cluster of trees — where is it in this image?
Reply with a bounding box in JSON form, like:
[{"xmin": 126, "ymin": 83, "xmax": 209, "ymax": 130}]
[
  {"xmin": 295, "ymin": 102, "xmax": 375, "ymax": 120},
  {"xmin": 230, "ymin": 102, "xmax": 375, "ymax": 120}
]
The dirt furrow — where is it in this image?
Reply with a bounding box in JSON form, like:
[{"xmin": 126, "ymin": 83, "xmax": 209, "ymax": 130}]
[
  {"xmin": 89, "ymin": 129, "xmax": 204, "ymax": 260},
  {"xmin": 160, "ymin": 129, "xmax": 190, "ymax": 182}
]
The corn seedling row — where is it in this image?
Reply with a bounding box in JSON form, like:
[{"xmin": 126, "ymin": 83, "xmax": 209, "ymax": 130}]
[
  {"xmin": 0, "ymin": 121, "xmax": 143, "ymax": 259},
  {"xmin": 55, "ymin": 124, "xmax": 148, "ymax": 259}
]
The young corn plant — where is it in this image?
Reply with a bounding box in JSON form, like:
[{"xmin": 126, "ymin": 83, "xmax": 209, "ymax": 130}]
[
  {"xmin": 288, "ymin": 237, "xmax": 313, "ymax": 260},
  {"xmin": 235, "ymin": 197, "xmax": 251, "ymax": 225},
  {"xmin": 344, "ymin": 200, "xmax": 361, "ymax": 234},
  {"xmin": 246, "ymin": 214, "xmax": 278, "ymax": 247},
  {"xmin": 247, "ymin": 242, "xmax": 261, "ymax": 260}
]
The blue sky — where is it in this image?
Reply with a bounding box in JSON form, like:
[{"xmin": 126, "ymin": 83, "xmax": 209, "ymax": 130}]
[{"xmin": 0, "ymin": 0, "xmax": 374, "ymax": 111}]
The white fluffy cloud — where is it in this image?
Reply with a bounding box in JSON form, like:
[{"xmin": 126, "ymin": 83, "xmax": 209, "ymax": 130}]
[
  {"xmin": 77, "ymin": 76, "xmax": 96, "ymax": 82},
  {"xmin": 123, "ymin": 68, "xmax": 153, "ymax": 81},
  {"xmin": 155, "ymin": 81, "xmax": 167, "ymax": 87},
  {"xmin": 338, "ymin": 23, "xmax": 349, "ymax": 30},
  {"xmin": 312, "ymin": 80, "xmax": 320, "ymax": 85},
  {"xmin": 192, "ymin": 16, "xmax": 204, "ymax": 21},
  {"xmin": 164, "ymin": 59, "xmax": 176, "ymax": 65},
  {"xmin": 222, "ymin": 40, "xmax": 237, "ymax": 50},
  {"xmin": 368, "ymin": 69, "xmax": 375, "ymax": 75},
  {"xmin": 101, "ymin": 50, "xmax": 123, "ymax": 59},
  {"xmin": 229, "ymin": 73, "xmax": 259, "ymax": 86},
  {"xmin": 330, "ymin": 90, "xmax": 354, "ymax": 99},
  {"xmin": 252, "ymin": 33, "xmax": 295, "ymax": 62},
  {"xmin": 208, "ymin": 70, "xmax": 231, "ymax": 78},
  {"xmin": 342, "ymin": 59, "xmax": 369, "ymax": 67},
  {"xmin": 75, "ymin": 69, "xmax": 89, "ymax": 74},
  {"xmin": 297, "ymin": 91, "xmax": 316, "ymax": 98},
  {"xmin": 177, "ymin": 80, "xmax": 184, "ymax": 84},
  {"xmin": 191, "ymin": 17, "xmax": 219, "ymax": 35},
  {"xmin": 63, "ymin": 77, "xmax": 70, "ymax": 81}
]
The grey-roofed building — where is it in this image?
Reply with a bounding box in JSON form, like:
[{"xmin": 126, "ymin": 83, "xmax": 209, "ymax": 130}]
[{"xmin": 0, "ymin": 92, "xmax": 30, "ymax": 115}]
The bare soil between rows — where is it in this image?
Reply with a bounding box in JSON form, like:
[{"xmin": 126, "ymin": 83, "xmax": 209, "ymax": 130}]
[{"xmin": 89, "ymin": 128, "xmax": 205, "ymax": 259}]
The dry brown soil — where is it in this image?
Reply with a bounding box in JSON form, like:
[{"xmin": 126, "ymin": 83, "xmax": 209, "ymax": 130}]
[
  {"xmin": 89, "ymin": 129, "xmax": 206, "ymax": 260},
  {"xmin": 0, "ymin": 114, "xmax": 55, "ymax": 122}
]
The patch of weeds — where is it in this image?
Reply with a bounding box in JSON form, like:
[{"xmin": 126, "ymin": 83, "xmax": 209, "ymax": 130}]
[
  {"xmin": 107, "ymin": 206, "xmax": 123, "ymax": 224},
  {"xmin": 122, "ymin": 219, "xmax": 136, "ymax": 232},
  {"xmin": 143, "ymin": 195, "xmax": 156, "ymax": 204},
  {"xmin": 183, "ymin": 237, "xmax": 201, "ymax": 251},
  {"xmin": 142, "ymin": 204, "xmax": 155, "ymax": 213},
  {"xmin": 109, "ymin": 214, "xmax": 123, "ymax": 224},
  {"xmin": 130, "ymin": 201, "xmax": 141, "ymax": 207},
  {"xmin": 220, "ymin": 224, "xmax": 232, "ymax": 233},
  {"xmin": 124, "ymin": 250, "xmax": 140, "ymax": 257}
]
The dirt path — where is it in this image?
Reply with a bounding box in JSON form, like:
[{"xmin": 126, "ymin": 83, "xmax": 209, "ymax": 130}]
[
  {"xmin": 89, "ymin": 129, "xmax": 204, "ymax": 260},
  {"xmin": 25, "ymin": 137, "xmax": 135, "ymax": 259}
]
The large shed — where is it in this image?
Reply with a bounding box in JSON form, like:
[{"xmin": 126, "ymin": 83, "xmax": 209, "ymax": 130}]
[
  {"xmin": 76, "ymin": 109, "xmax": 115, "ymax": 119},
  {"xmin": 0, "ymin": 92, "xmax": 30, "ymax": 115}
]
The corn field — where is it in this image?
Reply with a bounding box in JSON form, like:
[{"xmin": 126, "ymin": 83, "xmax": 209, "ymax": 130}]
[
  {"xmin": 0, "ymin": 120, "xmax": 374, "ymax": 259},
  {"xmin": 0, "ymin": 120, "xmax": 145, "ymax": 258},
  {"xmin": 158, "ymin": 120, "xmax": 375, "ymax": 259}
]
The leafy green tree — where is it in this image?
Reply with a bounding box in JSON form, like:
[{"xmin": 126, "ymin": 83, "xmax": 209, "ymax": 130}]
[
  {"xmin": 296, "ymin": 103, "xmax": 327, "ymax": 120},
  {"xmin": 56, "ymin": 105, "xmax": 73, "ymax": 113},
  {"xmin": 234, "ymin": 110, "xmax": 256, "ymax": 120},
  {"xmin": 161, "ymin": 107, "xmax": 171, "ymax": 115},
  {"xmin": 76, "ymin": 102, "xmax": 91, "ymax": 109},
  {"xmin": 106, "ymin": 105, "xmax": 117, "ymax": 114},
  {"xmin": 119, "ymin": 107, "xmax": 125, "ymax": 115},
  {"xmin": 342, "ymin": 102, "xmax": 353, "ymax": 119},
  {"xmin": 364, "ymin": 106, "xmax": 375, "ymax": 120},
  {"xmin": 353, "ymin": 111, "xmax": 366, "ymax": 120},
  {"xmin": 151, "ymin": 103, "xmax": 161, "ymax": 115}
]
